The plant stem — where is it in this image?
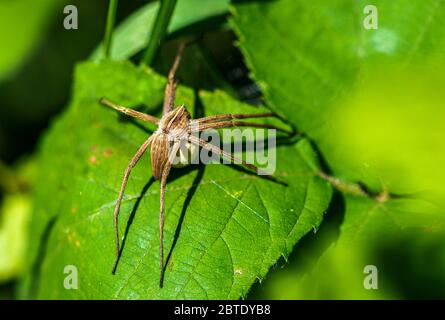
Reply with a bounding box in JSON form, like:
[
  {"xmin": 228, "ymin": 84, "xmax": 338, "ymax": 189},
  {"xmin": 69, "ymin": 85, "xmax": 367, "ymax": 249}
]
[
  {"xmin": 317, "ymin": 171, "xmax": 390, "ymax": 202},
  {"xmin": 318, "ymin": 171, "xmax": 368, "ymax": 197},
  {"xmin": 141, "ymin": 0, "xmax": 178, "ymax": 66},
  {"xmin": 103, "ymin": 0, "xmax": 119, "ymax": 58}
]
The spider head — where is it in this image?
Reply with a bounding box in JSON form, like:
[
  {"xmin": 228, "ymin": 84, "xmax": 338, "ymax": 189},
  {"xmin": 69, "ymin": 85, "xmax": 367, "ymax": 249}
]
[
  {"xmin": 151, "ymin": 106, "xmax": 193, "ymax": 179},
  {"xmin": 158, "ymin": 105, "xmax": 191, "ymax": 134}
]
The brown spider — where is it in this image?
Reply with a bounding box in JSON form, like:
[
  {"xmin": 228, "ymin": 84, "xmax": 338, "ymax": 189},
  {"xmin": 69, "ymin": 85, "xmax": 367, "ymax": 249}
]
[{"xmin": 99, "ymin": 43, "xmax": 285, "ymax": 288}]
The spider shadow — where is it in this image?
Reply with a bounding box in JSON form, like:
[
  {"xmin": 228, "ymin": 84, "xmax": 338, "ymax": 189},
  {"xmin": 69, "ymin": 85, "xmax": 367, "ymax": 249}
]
[
  {"xmin": 164, "ymin": 164, "xmax": 206, "ymax": 272},
  {"xmin": 114, "ymin": 176, "xmax": 156, "ymax": 272},
  {"xmin": 28, "ymin": 216, "xmax": 57, "ymax": 299},
  {"xmin": 207, "ymin": 131, "xmax": 301, "ymax": 187},
  {"xmin": 115, "ymin": 164, "xmax": 205, "ymax": 274},
  {"xmin": 161, "ymin": 134, "xmax": 297, "ymax": 270}
]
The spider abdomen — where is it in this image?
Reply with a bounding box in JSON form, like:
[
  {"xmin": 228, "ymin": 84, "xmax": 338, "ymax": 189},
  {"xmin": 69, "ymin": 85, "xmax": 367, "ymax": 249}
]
[{"xmin": 150, "ymin": 133, "xmax": 169, "ymax": 180}]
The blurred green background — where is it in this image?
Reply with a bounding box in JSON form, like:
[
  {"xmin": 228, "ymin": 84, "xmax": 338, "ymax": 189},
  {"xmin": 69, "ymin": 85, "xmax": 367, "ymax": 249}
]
[{"xmin": 1, "ymin": 0, "xmax": 444, "ymax": 299}]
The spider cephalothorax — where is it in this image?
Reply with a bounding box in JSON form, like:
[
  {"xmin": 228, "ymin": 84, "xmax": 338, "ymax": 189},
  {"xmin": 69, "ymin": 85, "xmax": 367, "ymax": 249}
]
[
  {"xmin": 151, "ymin": 105, "xmax": 192, "ymax": 179},
  {"xmin": 99, "ymin": 43, "xmax": 286, "ymax": 287}
]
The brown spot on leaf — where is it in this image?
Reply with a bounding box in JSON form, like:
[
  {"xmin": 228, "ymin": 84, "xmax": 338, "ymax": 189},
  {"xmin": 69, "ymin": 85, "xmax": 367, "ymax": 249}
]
[
  {"xmin": 89, "ymin": 155, "xmax": 97, "ymax": 165},
  {"xmin": 103, "ymin": 148, "xmax": 113, "ymax": 157}
]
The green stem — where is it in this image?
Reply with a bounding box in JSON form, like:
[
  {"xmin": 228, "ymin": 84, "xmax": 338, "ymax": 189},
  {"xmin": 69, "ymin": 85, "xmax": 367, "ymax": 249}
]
[
  {"xmin": 317, "ymin": 171, "xmax": 390, "ymax": 202},
  {"xmin": 103, "ymin": 0, "xmax": 119, "ymax": 58},
  {"xmin": 318, "ymin": 171, "xmax": 368, "ymax": 197},
  {"xmin": 141, "ymin": 0, "xmax": 178, "ymax": 66}
]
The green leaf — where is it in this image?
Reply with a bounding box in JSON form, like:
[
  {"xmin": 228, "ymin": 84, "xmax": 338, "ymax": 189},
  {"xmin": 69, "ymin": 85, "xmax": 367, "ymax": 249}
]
[
  {"xmin": 230, "ymin": 0, "xmax": 359, "ymax": 133},
  {"xmin": 338, "ymin": 195, "xmax": 444, "ymax": 247},
  {"xmin": 231, "ymin": 0, "xmax": 445, "ymax": 206},
  {"xmin": 23, "ymin": 60, "xmax": 332, "ymax": 299},
  {"xmin": 253, "ymin": 193, "xmax": 445, "ymax": 299},
  {"xmin": 91, "ymin": 0, "xmax": 230, "ymax": 61}
]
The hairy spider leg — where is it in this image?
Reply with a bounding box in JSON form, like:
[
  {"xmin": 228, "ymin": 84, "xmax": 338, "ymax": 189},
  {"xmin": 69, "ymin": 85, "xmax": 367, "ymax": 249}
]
[
  {"xmin": 196, "ymin": 112, "xmax": 277, "ymax": 124},
  {"xmin": 188, "ymin": 135, "xmax": 271, "ymax": 176},
  {"xmin": 163, "ymin": 43, "xmax": 186, "ymax": 115},
  {"xmin": 159, "ymin": 141, "xmax": 181, "ymax": 288},
  {"xmin": 111, "ymin": 136, "xmax": 154, "ymax": 274},
  {"xmin": 99, "ymin": 98, "xmax": 160, "ymax": 124}
]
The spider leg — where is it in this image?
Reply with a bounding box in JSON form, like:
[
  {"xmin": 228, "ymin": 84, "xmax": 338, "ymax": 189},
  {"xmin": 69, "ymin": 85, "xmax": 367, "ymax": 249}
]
[
  {"xmin": 163, "ymin": 43, "xmax": 186, "ymax": 115},
  {"xmin": 193, "ymin": 120, "xmax": 291, "ymax": 134},
  {"xmin": 196, "ymin": 112, "xmax": 277, "ymax": 124},
  {"xmin": 112, "ymin": 135, "xmax": 154, "ymax": 274},
  {"xmin": 159, "ymin": 140, "xmax": 181, "ymax": 288},
  {"xmin": 100, "ymin": 98, "xmax": 160, "ymax": 125},
  {"xmin": 188, "ymin": 135, "xmax": 271, "ymax": 177}
]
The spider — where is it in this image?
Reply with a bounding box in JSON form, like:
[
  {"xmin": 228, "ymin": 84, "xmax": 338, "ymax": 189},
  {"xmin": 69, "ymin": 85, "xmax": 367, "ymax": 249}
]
[{"xmin": 99, "ymin": 43, "xmax": 286, "ymax": 288}]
